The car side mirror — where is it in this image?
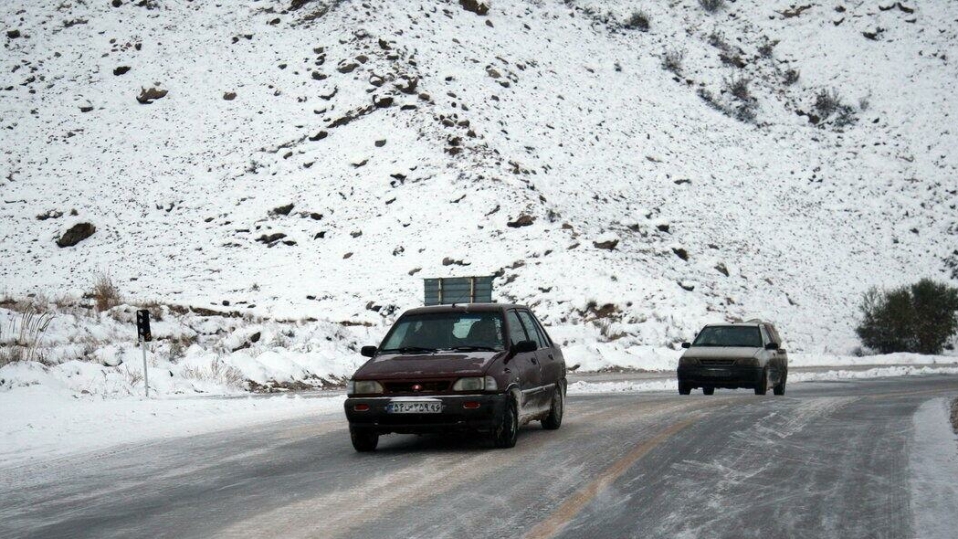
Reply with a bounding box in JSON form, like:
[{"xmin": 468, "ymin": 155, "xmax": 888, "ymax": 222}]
[
  {"xmin": 765, "ymin": 342, "xmax": 779, "ymax": 351},
  {"xmin": 681, "ymin": 342, "xmax": 691, "ymax": 349},
  {"xmin": 360, "ymin": 345, "xmax": 378, "ymax": 358},
  {"xmin": 512, "ymin": 340, "xmax": 537, "ymax": 355}
]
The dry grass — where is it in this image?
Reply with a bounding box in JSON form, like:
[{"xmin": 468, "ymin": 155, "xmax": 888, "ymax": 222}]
[
  {"xmin": 93, "ymin": 273, "xmax": 122, "ymax": 312},
  {"xmin": 183, "ymin": 360, "xmax": 244, "ymax": 388},
  {"xmin": 0, "ymin": 309, "xmax": 55, "ymax": 366},
  {"xmin": 167, "ymin": 334, "xmax": 197, "ymax": 362},
  {"xmin": 662, "ymin": 48, "xmax": 684, "ymax": 74}
]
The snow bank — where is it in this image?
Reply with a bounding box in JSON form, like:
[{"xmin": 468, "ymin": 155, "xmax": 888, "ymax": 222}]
[
  {"xmin": 0, "ymin": 385, "xmax": 345, "ymax": 469},
  {"xmin": 568, "ymin": 366, "xmax": 958, "ymax": 395}
]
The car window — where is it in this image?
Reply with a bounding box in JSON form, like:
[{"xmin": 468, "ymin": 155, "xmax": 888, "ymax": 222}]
[
  {"xmin": 692, "ymin": 326, "xmax": 763, "ymax": 348},
  {"xmin": 760, "ymin": 326, "xmax": 772, "ymax": 345},
  {"xmin": 531, "ymin": 315, "xmax": 553, "ymax": 348},
  {"xmin": 768, "ymin": 325, "xmax": 783, "ymax": 346},
  {"xmin": 517, "ymin": 311, "xmax": 547, "ymax": 349},
  {"xmin": 506, "ymin": 310, "xmax": 529, "ymax": 347},
  {"xmin": 380, "ymin": 312, "xmax": 505, "ymax": 351}
]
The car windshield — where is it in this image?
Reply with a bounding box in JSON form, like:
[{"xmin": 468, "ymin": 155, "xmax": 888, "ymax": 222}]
[
  {"xmin": 692, "ymin": 326, "xmax": 763, "ymax": 348},
  {"xmin": 379, "ymin": 312, "xmax": 505, "ymax": 353}
]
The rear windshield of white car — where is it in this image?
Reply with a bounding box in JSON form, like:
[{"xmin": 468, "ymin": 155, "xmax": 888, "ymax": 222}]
[
  {"xmin": 692, "ymin": 326, "xmax": 762, "ymax": 348},
  {"xmin": 379, "ymin": 312, "xmax": 505, "ymax": 353}
]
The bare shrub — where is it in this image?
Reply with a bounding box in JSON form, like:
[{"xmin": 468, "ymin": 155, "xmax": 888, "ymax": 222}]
[
  {"xmin": 813, "ymin": 88, "xmax": 842, "ymax": 118},
  {"xmin": 183, "ymin": 360, "xmax": 244, "ymax": 388},
  {"xmin": 834, "ymin": 105, "xmax": 858, "ymax": 128},
  {"xmin": 699, "ymin": 0, "xmax": 726, "ymax": 13},
  {"xmin": 662, "ymin": 48, "xmax": 684, "ymax": 74},
  {"xmin": 93, "ymin": 273, "xmax": 121, "ymax": 312},
  {"xmin": 123, "ymin": 365, "xmax": 143, "ymax": 387},
  {"xmin": 719, "ymin": 51, "xmax": 745, "ymax": 68},
  {"xmin": 725, "ymin": 75, "xmax": 751, "ymax": 101},
  {"xmin": 814, "ymin": 88, "xmax": 858, "ymax": 128},
  {"xmin": 0, "ymin": 309, "xmax": 55, "ymax": 365},
  {"xmin": 758, "ymin": 39, "xmax": 776, "ymax": 59},
  {"xmin": 708, "ymin": 31, "xmax": 728, "ymax": 50},
  {"xmin": 625, "ymin": 10, "xmax": 650, "ymax": 31},
  {"xmin": 734, "ymin": 103, "xmax": 757, "ymax": 123},
  {"xmin": 697, "ymin": 88, "xmax": 722, "ymax": 111},
  {"xmin": 783, "ymin": 68, "xmax": 800, "ymax": 85}
]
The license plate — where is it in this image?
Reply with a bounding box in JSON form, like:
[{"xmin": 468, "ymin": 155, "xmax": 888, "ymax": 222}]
[
  {"xmin": 387, "ymin": 401, "xmax": 442, "ymax": 414},
  {"xmin": 703, "ymin": 369, "xmax": 731, "ymax": 378}
]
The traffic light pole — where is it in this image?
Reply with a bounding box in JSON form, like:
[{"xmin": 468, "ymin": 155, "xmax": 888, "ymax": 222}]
[
  {"xmin": 141, "ymin": 337, "xmax": 149, "ymax": 398},
  {"xmin": 136, "ymin": 309, "xmax": 152, "ymax": 398}
]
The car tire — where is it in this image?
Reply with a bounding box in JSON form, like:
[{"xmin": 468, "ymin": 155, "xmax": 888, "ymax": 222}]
[
  {"xmin": 679, "ymin": 382, "xmax": 691, "ymax": 395},
  {"xmin": 754, "ymin": 368, "xmax": 768, "ymax": 396},
  {"xmin": 773, "ymin": 371, "xmax": 787, "ymax": 396},
  {"xmin": 493, "ymin": 398, "xmax": 519, "ymax": 448},
  {"xmin": 703, "ymin": 387, "xmax": 715, "ymax": 395},
  {"xmin": 542, "ymin": 385, "xmax": 563, "ymax": 430},
  {"xmin": 350, "ymin": 429, "xmax": 379, "ymax": 452}
]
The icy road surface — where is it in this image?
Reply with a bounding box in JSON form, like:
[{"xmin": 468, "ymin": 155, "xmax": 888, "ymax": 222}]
[{"xmin": 2, "ymin": 376, "xmax": 957, "ymax": 539}]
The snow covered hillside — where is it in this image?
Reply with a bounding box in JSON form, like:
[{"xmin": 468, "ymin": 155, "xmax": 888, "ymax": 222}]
[{"xmin": 2, "ymin": 0, "xmax": 957, "ymax": 363}]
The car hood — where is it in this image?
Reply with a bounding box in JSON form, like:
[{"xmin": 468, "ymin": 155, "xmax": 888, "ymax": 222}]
[
  {"xmin": 683, "ymin": 346, "xmax": 762, "ymax": 359},
  {"xmin": 354, "ymin": 350, "xmax": 504, "ymax": 380}
]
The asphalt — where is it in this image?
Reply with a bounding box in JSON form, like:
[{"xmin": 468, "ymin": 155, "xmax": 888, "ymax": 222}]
[{"xmin": 2, "ymin": 376, "xmax": 957, "ymax": 539}]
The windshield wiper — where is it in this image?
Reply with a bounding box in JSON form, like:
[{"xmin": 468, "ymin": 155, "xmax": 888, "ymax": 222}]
[
  {"xmin": 448, "ymin": 345, "xmax": 500, "ymax": 352},
  {"xmin": 380, "ymin": 346, "xmax": 438, "ymax": 354}
]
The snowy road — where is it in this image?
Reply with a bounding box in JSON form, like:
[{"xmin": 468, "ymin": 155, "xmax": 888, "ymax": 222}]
[{"xmin": 2, "ymin": 376, "xmax": 957, "ymax": 539}]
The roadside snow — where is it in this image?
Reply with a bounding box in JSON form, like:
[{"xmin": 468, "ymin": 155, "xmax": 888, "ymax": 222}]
[
  {"xmin": 568, "ymin": 367, "xmax": 958, "ymax": 395},
  {"xmin": 0, "ymin": 386, "xmax": 345, "ymax": 469},
  {"xmin": 909, "ymin": 398, "xmax": 958, "ymax": 539}
]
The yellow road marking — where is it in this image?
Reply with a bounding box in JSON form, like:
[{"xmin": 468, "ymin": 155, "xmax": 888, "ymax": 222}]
[{"xmin": 523, "ymin": 416, "xmax": 698, "ymax": 539}]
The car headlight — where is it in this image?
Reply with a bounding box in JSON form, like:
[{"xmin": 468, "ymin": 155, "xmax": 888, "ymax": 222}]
[
  {"xmin": 348, "ymin": 380, "xmax": 383, "ymax": 396},
  {"xmin": 453, "ymin": 376, "xmax": 499, "ymax": 392},
  {"xmin": 678, "ymin": 357, "xmax": 698, "ymax": 366},
  {"xmin": 453, "ymin": 377, "xmax": 484, "ymax": 391}
]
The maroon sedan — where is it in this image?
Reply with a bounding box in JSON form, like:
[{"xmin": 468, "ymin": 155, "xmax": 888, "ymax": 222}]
[{"xmin": 344, "ymin": 303, "xmax": 566, "ymax": 451}]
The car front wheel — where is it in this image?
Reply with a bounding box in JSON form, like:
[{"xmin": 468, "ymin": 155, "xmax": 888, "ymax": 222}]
[
  {"xmin": 679, "ymin": 382, "xmax": 691, "ymax": 395},
  {"xmin": 754, "ymin": 368, "xmax": 768, "ymax": 395},
  {"xmin": 350, "ymin": 428, "xmax": 379, "ymax": 452},
  {"xmin": 493, "ymin": 398, "xmax": 519, "ymax": 448},
  {"xmin": 773, "ymin": 371, "xmax": 787, "ymax": 396},
  {"xmin": 542, "ymin": 385, "xmax": 563, "ymax": 430},
  {"xmin": 703, "ymin": 387, "xmax": 715, "ymax": 395}
]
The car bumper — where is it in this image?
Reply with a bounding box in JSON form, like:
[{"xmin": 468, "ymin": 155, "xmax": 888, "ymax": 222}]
[
  {"xmin": 344, "ymin": 393, "xmax": 509, "ymax": 435},
  {"xmin": 677, "ymin": 365, "xmax": 764, "ymax": 389}
]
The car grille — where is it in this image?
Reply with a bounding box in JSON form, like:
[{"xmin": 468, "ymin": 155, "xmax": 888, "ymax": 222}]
[
  {"xmin": 383, "ymin": 380, "xmax": 453, "ymax": 394},
  {"xmin": 698, "ymin": 359, "xmax": 737, "ymax": 367}
]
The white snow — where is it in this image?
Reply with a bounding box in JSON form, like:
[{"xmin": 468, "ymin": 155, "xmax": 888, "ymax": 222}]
[
  {"xmin": 568, "ymin": 367, "xmax": 958, "ymax": 395},
  {"xmin": 0, "ymin": 0, "xmax": 954, "ymax": 360},
  {"xmin": 909, "ymin": 398, "xmax": 958, "ymax": 539},
  {"xmin": 0, "ymin": 385, "xmax": 345, "ymax": 469}
]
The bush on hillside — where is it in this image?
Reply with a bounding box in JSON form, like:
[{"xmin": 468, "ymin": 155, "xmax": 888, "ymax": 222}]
[
  {"xmin": 662, "ymin": 48, "xmax": 684, "ymax": 74},
  {"xmin": 856, "ymin": 279, "xmax": 958, "ymax": 355},
  {"xmin": 625, "ymin": 10, "xmax": 650, "ymax": 31},
  {"xmin": 93, "ymin": 273, "xmax": 122, "ymax": 312},
  {"xmin": 699, "ymin": 0, "xmax": 725, "ymax": 13}
]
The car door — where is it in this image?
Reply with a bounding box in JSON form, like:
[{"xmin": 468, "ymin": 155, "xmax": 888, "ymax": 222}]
[
  {"xmin": 760, "ymin": 325, "xmax": 782, "ymax": 384},
  {"xmin": 767, "ymin": 324, "xmax": 788, "ymax": 376},
  {"xmin": 506, "ymin": 309, "xmax": 543, "ymax": 416},
  {"xmin": 517, "ymin": 310, "xmax": 557, "ymax": 410}
]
